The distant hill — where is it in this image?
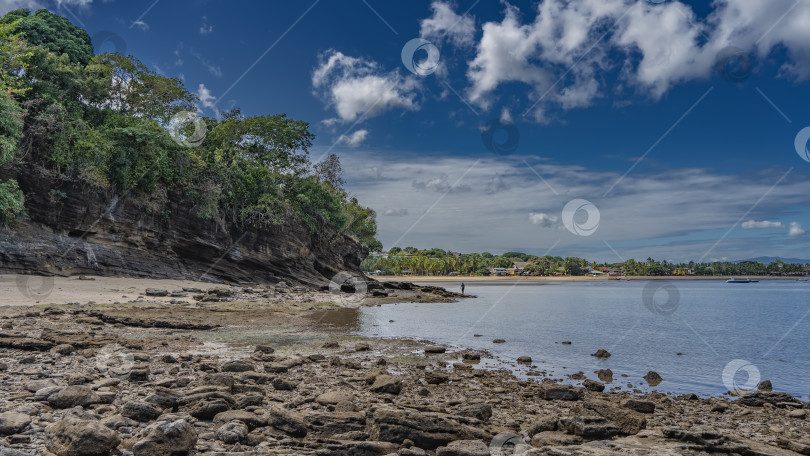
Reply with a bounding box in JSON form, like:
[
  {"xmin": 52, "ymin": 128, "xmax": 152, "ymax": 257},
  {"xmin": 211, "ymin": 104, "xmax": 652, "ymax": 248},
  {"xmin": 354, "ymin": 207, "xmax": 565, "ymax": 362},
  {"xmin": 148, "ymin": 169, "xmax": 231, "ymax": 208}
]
[{"xmin": 735, "ymin": 256, "xmax": 810, "ymax": 265}]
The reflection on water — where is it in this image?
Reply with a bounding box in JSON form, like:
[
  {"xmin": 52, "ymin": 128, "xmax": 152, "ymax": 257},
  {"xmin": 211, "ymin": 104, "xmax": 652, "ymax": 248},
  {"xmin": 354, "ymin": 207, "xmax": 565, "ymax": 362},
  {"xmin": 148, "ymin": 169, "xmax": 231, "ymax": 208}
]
[{"xmin": 310, "ymin": 307, "xmax": 362, "ymax": 332}]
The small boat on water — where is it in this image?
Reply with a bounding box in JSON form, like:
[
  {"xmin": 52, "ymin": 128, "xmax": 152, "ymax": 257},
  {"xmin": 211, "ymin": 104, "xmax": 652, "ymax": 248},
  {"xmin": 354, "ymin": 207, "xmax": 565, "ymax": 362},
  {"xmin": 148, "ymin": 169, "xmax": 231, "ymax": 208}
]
[{"xmin": 726, "ymin": 278, "xmax": 759, "ymax": 283}]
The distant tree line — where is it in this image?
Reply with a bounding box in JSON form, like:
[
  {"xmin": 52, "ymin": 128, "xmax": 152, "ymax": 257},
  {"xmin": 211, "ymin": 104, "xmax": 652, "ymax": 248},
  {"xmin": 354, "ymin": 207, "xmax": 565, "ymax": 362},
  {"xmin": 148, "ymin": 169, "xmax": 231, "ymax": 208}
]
[{"xmin": 361, "ymin": 248, "xmax": 809, "ymax": 276}]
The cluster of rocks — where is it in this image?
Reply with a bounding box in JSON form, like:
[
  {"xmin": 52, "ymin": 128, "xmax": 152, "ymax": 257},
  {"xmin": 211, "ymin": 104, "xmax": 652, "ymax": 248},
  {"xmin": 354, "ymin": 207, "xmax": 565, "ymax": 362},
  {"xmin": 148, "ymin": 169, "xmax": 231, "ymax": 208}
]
[
  {"xmin": 137, "ymin": 281, "xmax": 467, "ymax": 308},
  {"xmin": 0, "ymin": 300, "xmax": 807, "ymax": 455}
]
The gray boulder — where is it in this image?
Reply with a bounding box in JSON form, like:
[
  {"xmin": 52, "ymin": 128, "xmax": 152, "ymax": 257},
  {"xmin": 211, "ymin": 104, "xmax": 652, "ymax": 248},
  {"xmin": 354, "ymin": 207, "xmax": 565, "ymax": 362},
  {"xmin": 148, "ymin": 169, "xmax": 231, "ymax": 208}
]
[
  {"xmin": 0, "ymin": 412, "xmax": 30, "ymax": 435},
  {"xmin": 47, "ymin": 385, "xmax": 103, "ymax": 409},
  {"xmin": 45, "ymin": 418, "xmax": 121, "ymax": 456},
  {"xmin": 132, "ymin": 419, "xmax": 197, "ymax": 456}
]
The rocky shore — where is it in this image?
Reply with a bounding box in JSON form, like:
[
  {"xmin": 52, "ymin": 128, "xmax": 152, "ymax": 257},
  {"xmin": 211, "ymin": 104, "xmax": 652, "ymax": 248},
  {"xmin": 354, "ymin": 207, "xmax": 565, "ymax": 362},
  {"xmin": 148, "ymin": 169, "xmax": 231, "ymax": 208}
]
[{"xmin": 0, "ymin": 279, "xmax": 807, "ymax": 455}]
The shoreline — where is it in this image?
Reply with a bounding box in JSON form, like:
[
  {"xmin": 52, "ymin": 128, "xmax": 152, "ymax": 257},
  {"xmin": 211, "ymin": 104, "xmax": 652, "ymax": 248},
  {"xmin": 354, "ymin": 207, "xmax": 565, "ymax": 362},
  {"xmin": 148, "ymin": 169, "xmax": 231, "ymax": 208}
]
[
  {"xmin": 376, "ymin": 274, "xmax": 803, "ymax": 283},
  {"xmin": 0, "ymin": 276, "xmax": 806, "ymax": 454}
]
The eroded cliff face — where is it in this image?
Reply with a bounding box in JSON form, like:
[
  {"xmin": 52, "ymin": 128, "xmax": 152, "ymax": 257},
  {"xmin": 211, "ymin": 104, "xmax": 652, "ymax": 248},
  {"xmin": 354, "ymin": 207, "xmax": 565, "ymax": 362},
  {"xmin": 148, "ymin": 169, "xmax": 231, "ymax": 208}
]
[{"xmin": 0, "ymin": 169, "xmax": 367, "ymax": 286}]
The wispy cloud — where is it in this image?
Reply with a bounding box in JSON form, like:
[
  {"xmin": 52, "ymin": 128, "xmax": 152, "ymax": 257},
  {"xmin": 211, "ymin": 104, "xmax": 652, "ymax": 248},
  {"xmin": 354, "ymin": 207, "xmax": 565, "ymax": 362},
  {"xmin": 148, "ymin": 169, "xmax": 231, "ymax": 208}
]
[
  {"xmin": 529, "ymin": 212, "xmax": 559, "ymax": 228},
  {"xmin": 1, "ymin": 0, "xmax": 93, "ymax": 13},
  {"xmin": 742, "ymin": 220, "xmax": 785, "ymax": 229},
  {"xmin": 191, "ymin": 51, "xmax": 222, "ymax": 77},
  {"xmin": 131, "ymin": 20, "xmax": 149, "ymax": 31},
  {"xmin": 412, "ymin": 176, "xmax": 471, "ymax": 194},
  {"xmin": 335, "ymin": 129, "xmax": 368, "ymax": 147},
  {"xmin": 199, "ymin": 16, "xmax": 213, "ymax": 35},
  {"xmin": 334, "ymin": 150, "xmax": 810, "ymax": 260},
  {"xmin": 742, "ymin": 220, "xmax": 805, "ymax": 237}
]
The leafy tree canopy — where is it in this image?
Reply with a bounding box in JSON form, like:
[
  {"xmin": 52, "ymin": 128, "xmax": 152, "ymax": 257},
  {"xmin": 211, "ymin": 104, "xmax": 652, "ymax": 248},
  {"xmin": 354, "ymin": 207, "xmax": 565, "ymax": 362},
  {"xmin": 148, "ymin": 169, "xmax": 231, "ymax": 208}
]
[
  {"xmin": 0, "ymin": 9, "xmax": 380, "ymax": 252},
  {"xmin": 1, "ymin": 9, "xmax": 92, "ymax": 65}
]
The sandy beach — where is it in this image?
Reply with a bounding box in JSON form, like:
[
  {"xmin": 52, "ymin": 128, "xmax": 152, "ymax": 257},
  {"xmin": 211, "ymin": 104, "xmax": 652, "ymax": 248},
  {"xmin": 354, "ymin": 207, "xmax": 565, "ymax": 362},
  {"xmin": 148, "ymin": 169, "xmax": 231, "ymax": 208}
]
[{"xmin": 1, "ymin": 275, "xmax": 214, "ymax": 307}]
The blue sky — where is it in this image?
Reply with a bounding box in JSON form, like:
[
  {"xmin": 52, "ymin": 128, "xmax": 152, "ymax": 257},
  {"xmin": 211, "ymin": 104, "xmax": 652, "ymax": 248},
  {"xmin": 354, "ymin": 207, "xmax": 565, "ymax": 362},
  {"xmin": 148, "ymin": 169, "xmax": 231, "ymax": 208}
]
[{"xmin": 4, "ymin": 0, "xmax": 810, "ymax": 262}]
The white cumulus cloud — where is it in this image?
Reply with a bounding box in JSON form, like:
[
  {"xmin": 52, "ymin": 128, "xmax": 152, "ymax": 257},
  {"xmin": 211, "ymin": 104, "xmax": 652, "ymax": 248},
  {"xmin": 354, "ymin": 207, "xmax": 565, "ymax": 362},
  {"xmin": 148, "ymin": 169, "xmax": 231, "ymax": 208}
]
[
  {"xmin": 788, "ymin": 222, "xmax": 806, "ymax": 237},
  {"xmin": 312, "ymin": 50, "xmax": 420, "ymax": 123},
  {"xmin": 420, "ymin": 1, "xmax": 476, "ymax": 47},
  {"xmin": 196, "ymin": 84, "xmax": 216, "ymax": 109},
  {"xmin": 451, "ymin": 0, "xmax": 810, "ymax": 120}
]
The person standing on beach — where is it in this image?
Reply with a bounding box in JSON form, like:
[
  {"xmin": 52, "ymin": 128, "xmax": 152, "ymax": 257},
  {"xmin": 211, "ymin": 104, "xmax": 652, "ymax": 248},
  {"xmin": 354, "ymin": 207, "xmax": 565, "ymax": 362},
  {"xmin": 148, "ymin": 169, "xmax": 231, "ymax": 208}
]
[{"xmin": 461, "ymin": 282, "xmax": 465, "ymax": 295}]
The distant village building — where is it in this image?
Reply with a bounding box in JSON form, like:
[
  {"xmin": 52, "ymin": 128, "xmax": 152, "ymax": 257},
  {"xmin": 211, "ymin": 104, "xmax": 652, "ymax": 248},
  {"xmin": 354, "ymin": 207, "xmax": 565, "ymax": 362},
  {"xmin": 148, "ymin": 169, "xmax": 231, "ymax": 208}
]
[
  {"xmin": 512, "ymin": 262, "xmax": 529, "ymax": 275},
  {"xmin": 673, "ymin": 268, "xmax": 694, "ymax": 276},
  {"xmin": 607, "ymin": 268, "xmax": 626, "ymax": 276}
]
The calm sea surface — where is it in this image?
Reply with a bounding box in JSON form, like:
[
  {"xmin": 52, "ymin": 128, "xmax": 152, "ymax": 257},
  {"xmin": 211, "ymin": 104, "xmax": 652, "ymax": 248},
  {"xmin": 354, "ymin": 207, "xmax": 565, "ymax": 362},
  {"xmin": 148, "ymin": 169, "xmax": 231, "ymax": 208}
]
[{"xmin": 352, "ymin": 280, "xmax": 809, "ymax": 399}]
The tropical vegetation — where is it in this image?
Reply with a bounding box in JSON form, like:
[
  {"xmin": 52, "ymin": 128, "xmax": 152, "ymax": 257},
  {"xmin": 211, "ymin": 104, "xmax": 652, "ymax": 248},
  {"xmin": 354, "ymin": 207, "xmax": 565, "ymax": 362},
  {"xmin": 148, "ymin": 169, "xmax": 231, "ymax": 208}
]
[
  {"xmin": 361, "ymin": 249, "xmax": 809, "ymax": 277},
  {"xmin": 0, "ymin": 9, "xmax": 381, "ymax": 250}
]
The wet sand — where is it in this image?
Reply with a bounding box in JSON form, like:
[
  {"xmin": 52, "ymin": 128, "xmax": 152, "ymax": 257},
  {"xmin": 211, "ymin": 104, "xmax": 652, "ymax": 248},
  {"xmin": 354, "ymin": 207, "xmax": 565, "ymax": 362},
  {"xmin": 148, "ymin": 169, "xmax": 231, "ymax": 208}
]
[{"xmin": 1, "ymin": 275, "xmax": 216, "ymax": 307}]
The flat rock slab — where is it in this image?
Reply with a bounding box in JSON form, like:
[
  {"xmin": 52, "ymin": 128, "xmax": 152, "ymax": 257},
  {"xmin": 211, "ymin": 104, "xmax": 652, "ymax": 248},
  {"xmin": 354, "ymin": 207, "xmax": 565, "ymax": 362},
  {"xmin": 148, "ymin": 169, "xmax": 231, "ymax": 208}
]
[{"xmin": 0, "ymin": 412, "xmax": 30, "ymax": 435}]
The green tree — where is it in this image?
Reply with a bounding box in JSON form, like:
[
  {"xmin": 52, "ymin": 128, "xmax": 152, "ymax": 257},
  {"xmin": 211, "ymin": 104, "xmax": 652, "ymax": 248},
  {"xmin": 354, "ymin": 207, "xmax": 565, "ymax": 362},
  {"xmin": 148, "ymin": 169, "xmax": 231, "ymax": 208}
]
[
  {"xmin": 313, "ymin": 153, "xmax": 345, "ymax": 189},
  {"xmin": 0, "ymin": 19, "xmax": 32, "ymax": 96},
  {"xmin": 84, "ymin": 53, "xmax": 196, "ymax": 122},
  {"xmin": 342, "ymin": 197, "xmax": 379, "ymax": 250},
  {"xmin": 1, "ymin": 9, "xmax": 92, "ymax": 65},
  {"xmin": 564, "ymin": 257, "xmax": 586, "ymax": 275},
  {"xmin": 0, "ymin": 91, "xmax": 22, "ymax": 164},
  {"xmin": 0, "ymin": 8, "xmax": 382, "ymax": 250},
  {"xmin": 0, "ymin": 179, "xmax": 24, "ymax": 225}
]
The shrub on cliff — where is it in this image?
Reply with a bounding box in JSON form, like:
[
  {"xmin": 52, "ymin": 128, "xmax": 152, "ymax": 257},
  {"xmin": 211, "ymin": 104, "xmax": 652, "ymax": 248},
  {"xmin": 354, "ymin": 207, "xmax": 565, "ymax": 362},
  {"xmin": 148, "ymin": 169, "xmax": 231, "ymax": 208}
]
[{"xmin": 0, "ymin": 179, "xmax": 25, "ymax": 224}]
